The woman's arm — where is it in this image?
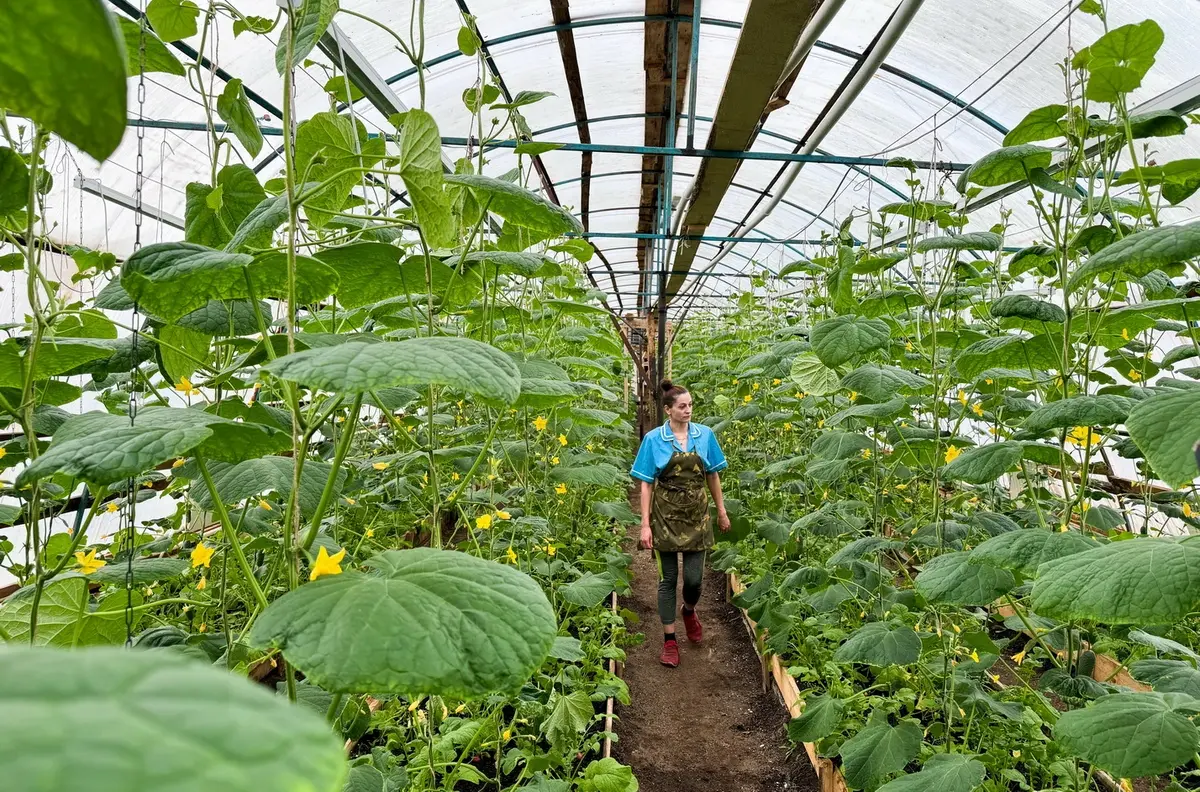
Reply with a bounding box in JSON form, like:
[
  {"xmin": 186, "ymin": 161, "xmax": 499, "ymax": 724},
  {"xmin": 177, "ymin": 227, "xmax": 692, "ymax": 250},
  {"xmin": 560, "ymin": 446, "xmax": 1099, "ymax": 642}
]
[
  {"xmin": 639, "ymin": 480, "xmax": 654, "ymax": 549},
  {"xmin": 706, "ymin": 472, "xmax": 731, "ymax": 532}
]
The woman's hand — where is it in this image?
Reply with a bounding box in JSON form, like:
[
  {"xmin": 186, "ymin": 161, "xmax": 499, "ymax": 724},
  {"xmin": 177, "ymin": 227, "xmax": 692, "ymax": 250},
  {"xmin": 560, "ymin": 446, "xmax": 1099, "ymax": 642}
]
[
  {"xmin": 717, "ymin": 509, "xmax": 731, "ymax": 533},
  {"xmin": 639, "ymin": 523, "xmax": 653, "ymax": 550}
]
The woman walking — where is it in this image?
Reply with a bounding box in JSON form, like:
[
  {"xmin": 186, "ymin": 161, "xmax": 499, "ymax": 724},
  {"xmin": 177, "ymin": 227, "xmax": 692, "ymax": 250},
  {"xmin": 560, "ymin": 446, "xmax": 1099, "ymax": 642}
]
[{"xmin": 631, "ymin": 380, "xmax": 731, "ymax": 667}]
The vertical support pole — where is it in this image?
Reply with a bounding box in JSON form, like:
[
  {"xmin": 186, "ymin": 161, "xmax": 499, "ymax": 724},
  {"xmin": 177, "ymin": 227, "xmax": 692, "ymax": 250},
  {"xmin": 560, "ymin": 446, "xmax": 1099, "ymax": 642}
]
[
  {"xmin": 655, "ymin": 2, "xmax": 680, "ymax": 424},
  {"xmin": 686, "ymin": 0, "xmax": 702, "ymax": 150}
]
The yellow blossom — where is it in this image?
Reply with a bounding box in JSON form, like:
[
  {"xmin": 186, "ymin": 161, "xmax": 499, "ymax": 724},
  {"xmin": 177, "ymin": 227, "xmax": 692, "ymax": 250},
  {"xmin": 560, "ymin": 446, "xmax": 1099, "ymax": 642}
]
[
  {"xmin": 783, "ymin": 423, "xmax": 792, "ymax": 431},
  {"xmin": 988, "ymin": 426, "xmax": 1000, "ymax": 435},
  {"xmin": 732, "ymin": 379, "xmax": 739, "ymax": 385},
  {"xmin": 971, "ymin": 402, "xmax": 984, "ymax": 417},
  {"xmin": 951, "ymin": 623, "xmax": 961, "ymax": 633},
  {"xmin": 506, "ymin": 547, "xmax": 518, "ymax": 564},
  {"xmin": 1066, "ymin": 426, "xmax": 1101, "ymax": 447},
  {"xmin": 1012, "ymin": 650, "xmax": 1027, "ymax": 665},
  {"xmin": 1182, "ymin": 502, "xmax": 1194, "ymax": 518},
  {"xmin": 586, "ymin": 443, "xmax": 594, "ymax": 452},
  {"xmin": 1119, "ymin": 780, "xmax": 1133, "ymax": 792},
  {"xmin": 373, "ymin": 461, "xmax": 390, "ymax": 470},
  {"xmin": 848, "ymin": 391, "xmax": 858, "ymax": 402},
  {"xmin": 496, "ymin": 510, "xmax": 511, "ymax": 520},
  {"xmin": 905, "ymin": 341, "xmax": 914, "ymax": 352},
  {"xmin": 0, "ymin": 447, "xmax": 6, "ymax": 459},
  {"xmin": 258, "ymin": 499, "xmax": 271, "ymax": 510},
  {"xmin": 957, "ymin": 389, "xmax": 968, "ymax": 406},
  {"xmin": 196, "ymin": 575, "xmax": 207, "ymax": 591},
  {"xmin": 1012, "ymin": 750, "xmax": 1021, "ymax": 759},
  {"xmin": 476, "ymin": 514, "xmax": 493, "ymax": 530},
  {"xmin": 198, "ymin": 622, "xmax": 207, "ymax": 633},
  {"xmin": 551, "ymin": 456, "xmax": 560, "ymax": 465},
  {"xmin": 752, "ymin": 383, "xmax": 760, "ymax": 391},
  {"xmin": 172, "ymin": 457, "xmax": 186, "ymax": 468},
  {"xmin": 106, "ymin": 501, "xmax": 120, "ymax": 513},
  {"xmin": 557, "ymin": 434, "xmax": 568, "ymax": 447},
  {"xmin": 409, "ymin": 697, "xmax": 424, "ymax": 712},
  {"xmin": 1121, "ymin": 328, "xmax": 1130, "ymax": 341},
  {"xmin": 1128, "ymin": 369, "xmax": 1142, "ymax": 381},
  {"xmin": 451, "ymin": 472, "xmax": 461, "ymax": 481},
  {"xmin": 555, "ymin": 483, "xmax": 567, "ymax": 495},
  {"xmin": 772, "ymin": 378, "xmax": 782, "ymax": 386},
  {"xmin": 191, "ymin": 543, "xmax": 215, "ymax": 569},
  {"xmin": 794, "ymin": 391, "xmax": 804, "ymax": 399},
  {"xmin": 990, "ymin": 673, "xmax": 1001, "ymax": 684},
  {"xmin": 345, "ymin": 497, "xmax": 357, "ymax": 505},
  {"xmin": 309, "ymin": 546, "xmax": 346, "ymax": 580},
  {"xmin": 861, "ymin": 448, "xmax": 872, "ymax": 459},
  {"xmin": 365, "ymin": 528, "xmax": 374, "ymax": 538},
  {"xmin": 944, "ymin": 446, "xmax": 962, "ymax": 463},
  {"xmin": 969, "ymin": 650, "xmax": 980, "ymax": 663},
  {"xmin": 455, "ymin": 704, "xmax": 466, "ymax": 714},
  {"xmin": 502, "ymin": 728, "xmax": 513, "ymax": 741},
  {"xmin": 532, "ymin": 416, "xmax": 548, "ymax": 432},
  {"xmin": 895, "ymin": 483, "xmax": 907, "ymax": 490},
  {"xmin": 985, "ymin": 378, "xmax": 994, "ymax": 385},
  {"xmin": 817, "ymin": 419, "xmax": 825, "ymax": 429},
  {"xmin": 742, "ymin": 394, "xmax": 752, "ymax": 404},
  {"xmin": 546, "ymin": 544, "xmax": 556, "ymax": 557},
  {"xmin": 74, "ymin": 549, "xmax": 106, "ymax": 575},
  {"xmin": 174, "ymin": 376, "xmax": 201, "ymax": 396}
]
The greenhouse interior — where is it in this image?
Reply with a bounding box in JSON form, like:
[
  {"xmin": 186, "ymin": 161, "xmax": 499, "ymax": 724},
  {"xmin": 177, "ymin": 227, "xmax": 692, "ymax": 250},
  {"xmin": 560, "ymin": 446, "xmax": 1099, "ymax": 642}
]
[{"xmin": 2, "ymin": 0, "xmax": 1200, "ymax": 790}]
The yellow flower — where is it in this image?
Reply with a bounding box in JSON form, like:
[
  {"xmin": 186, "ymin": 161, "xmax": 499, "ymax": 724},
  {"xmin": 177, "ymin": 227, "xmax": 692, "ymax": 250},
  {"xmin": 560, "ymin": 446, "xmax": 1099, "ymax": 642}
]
[
  {"xmin": 1012, "ymin": 650, "xmax": 1027, "ymax": 665},
  {"xmin": 905, "ymin": 341, "xmax": 914, "ymax": 352},
  {"xmin": 191, "ymin": 543, "xmax": 215, "ymax": 569},
  {"xmin": 971, "ymin": 402, "xmax": 984, "ymax": 417},
  {"xmin": 106, "ymin": 501, "xmax": 120, "ymax": 513},
  {"xmin": 0, "ymin": 447, "xmax": 6, "ymax": 459},
  {"xmin": 532, "ymin": 416, "xmax": 548, "ymax": 432},
  {"xmin": 585, "ymin": 443, "xmax": 594, "ymax": 452},
  {"xmin": 860, "ymin": 448, "xmax": 872, "ymax": 460},
  {"xmin": 817, "ymin": 419, "xmax": 825, "ymax": 429},
  {"xmin": 174, "ymin": 376, "xmax": 201, "ymax": 396},
  {"xmin": 957, "ymin": 389, "xmax": 968, "ymax": 406},
  {"xmin": 502, "ymin": 728, "xmax": 513, "ymax": 741},
  {"xmin": 196, "ymin": 575, "xmax": 207, "ymax": 591},
  {"xmin": 732, "ymin": 378, "xmax": 739, "ymax": 385},
  {"xmin": 172, "ymin": 457, "xmax": 186, "ymax": 468},
  {"xmin": 742, "ymin": 394, "xmax": 752, "ymax": 403},
  {"xmin": 1128, "ymin": 369, "xmax": 1142, "ymax": 381},
  {"xmin": 951, "ymin": 623, "xmax": 961, "ymax": 633},
  {"xmin": 455, "ymin": 704, "xmax": 466, "ymax": 714},
  {"xmin": 990, "ymin": 673, "xmax": 1001, "ymax": 684},
  {"xmin": 944, "ymin": 446, "xmax": 962, "ymax": 463},
  {"xmin": 895, "ymin": 483, "xmax": 907, "ymax": 490},
  {"xmin": 1066, "ymin": 426, "xmax": 1100, "ymax": 447},
  {"xmin": 551, "ymin": 456, "xmax": 560, "ymax": 465},
  {"xmin": 985, "ymin": 378, "xmax": 994, "ymax": 385},
  {"xmin": 752, "ymin": 382, "xmax": 760, "ymax": 391},
  {"xmin": 476, "ymin": 514, "xmax": 493, "ymax": 530},
  {"xmin": 848, "ymin": 391, "xmax": 858, "ymax": 402},
  {"xmin": 969, "ymin": 650, "xmax": 980, "ymax": 663},
  {"xmin": 558, "ymin": 434, "xmax": 568, "ymax": 447},
  {"xmin": 506, "ymin": 547, "xmax": 518, "ymax": 564},
  {"xmin": 258, "ymin": 499, "xmax": 271, "ymax": 510},
  {"xmin": 1183, "ymin": 502, "xmax": 1194, "ymax": 518},
  {"xmin": 783, "ymin": 423, "xmax": 792, "ymax": 431},
  {"xmin": 345, "ymin": 497, "xmax": 357, "ymax": 505},
  {"xmin": 1121, "ymin": 327, "xmax": 1130, "ymax": 341},
  {"xmin": 451, "ymin": 472, "xmax": 461, "ymax": 481},
  {"xmin": 74, "ymin": 549, "xmax": 106, "ymax": 575},
  {"xmin": 546, "ymin": 544, "xmax": 556, "ymax": 557},
  {"xmin": 988, "ymin": 426, "xmax": 1000, "ymax": 435},
  {"xmin": 772, "ymin": 378, "xmax": 781, "ymax": 386},
  {"xmin": 373, "ymin": 461, "xmax": 390, "ymax": 470},
  {"xmin": 409, "ymin": 697, "xmax": 424, "ymax": 712},
  {"xmin": 555, "ymin": 483, "xmax": 567, "ymax": 495},
  {"xmin": 1119, "ymin": 779, "xmax": 1133, "ymax": 792},
  {"xmin": 1012, "ymin": 750, "xmax": 1021, "ymax": 759},
  {"xmin": 496, "ymin": 510, "xmax": 511, "ymax": 520},
  {"xmin": 309, "ymin": 545, "xmax": 346, "ymax": 581},
  {"xmin": 794, "ymin": 391, "xmax": 805, "ymax": 399}
]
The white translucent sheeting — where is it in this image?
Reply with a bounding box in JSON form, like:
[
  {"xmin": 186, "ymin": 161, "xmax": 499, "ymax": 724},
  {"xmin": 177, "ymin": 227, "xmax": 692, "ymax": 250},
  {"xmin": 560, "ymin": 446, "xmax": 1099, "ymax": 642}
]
[{"xmin": 18, "ymin": 0, "xmax": 1200, "ymax": 311}]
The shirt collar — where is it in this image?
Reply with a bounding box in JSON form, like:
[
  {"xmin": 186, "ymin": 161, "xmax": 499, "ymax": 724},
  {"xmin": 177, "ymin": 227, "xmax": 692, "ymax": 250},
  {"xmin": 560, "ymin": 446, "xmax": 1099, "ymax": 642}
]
[{"xmin": 659, "ymin": 420, "xmax": 701, "ymax": 443}]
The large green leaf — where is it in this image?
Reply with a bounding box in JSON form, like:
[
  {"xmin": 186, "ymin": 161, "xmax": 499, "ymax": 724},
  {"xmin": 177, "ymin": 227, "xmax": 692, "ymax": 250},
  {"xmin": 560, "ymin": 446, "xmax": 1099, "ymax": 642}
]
[
  {"xmin": 146, "ymin": 0, "xmax": 199, "ymax": 41},
  {"xmin": 312, "ymin": 242, "xmax": 411, "ymax": 309},
  {"xmin": 543, "ymin": 690, "xmax": 594, "ymax": 748},
  {"xmin": 446, "ymin": 174, "xmax": 583, "ymax": 236},
  {"xmin": 550, "ymin": 463, "xmax": 625, "ymax": 489},
  {"xmin": 1130, "ymin": 660, "xmax": 1200, "ymax": 698},
  {"xmin": 276, "ymin": 0, "xmax": 338, "ymax": 72},
  {"xmin": 250, "ymin": 548, "xmax": 556, "ymax": 698},
  {"xmin": 953, "ymin": 334, "xmax": 1061, "ymax": 380},
  {"xmin": 958, "ymin": 145, "xmax": 1054, "ymax": 189},
  {"xmin": 0, "ymin": 1, "xmax": 127, "ymax": 160},
  {"xmin": 968, "ymin": 529, "xmax": 1097, "ymax": 575},
  {"xmin": 915, "ymin": 551, "xmax": 1015, "ymax": 606},
  {"xmin": 216, "ymin": 79, "xmax": 264, "ymax": 157},
  {"xmin": 559, "ymin": 572, "xmax": 616, "ymax": 608},
  {"xmin": 989, "ymin": 294, "xmax": 1066, "ymax": 323},
  {"xmin": 17, "ymin": 408, "xmax": 288, "ymax": 486},
  {"xmin": 788, "ymin": 694, "xmax": 845, "ymax": 743},
  {"xmin": 942, "ymin": 442, "xmax": 1024, "ymax": 484},
  {"xmin": 1081, "ymin": 20, "xmax": 1164, "ymax": 103},
  {"xmin": 1003, "ymin": 104, "xmax": 1068, "ymax": 145},
  {"xmin": 810, "ymin": 315, "xmax": 890, "ymax": 368},
  {"xmin": 1032, "ymin": 539, "xmax": 1200, "ymax": 624},
  {"xmin": 1020, "ymin": 395, "xmax": 1133, "ymax": 436},
  {"xmin": 117, "ymin": 16, "xmax": 185, "ymax": 76},
  {"xmin": 1126, "ymin": 389, "xmax": 1200, "ymax": 488},
  {"xmin": 839, "ymin": 364, "xmax": 930, "ymax": 402},
  {"xmin": 180, "ymin": 456, "xmax": 346, "ymax": 516},
  {"xmin": 915, "ymin": 231, "xmax": 1003, "ymax": 253},
  {"xmin": 175, "ymin": 300, "xmax": 270, "ymax": 336},
  {"xmin": 789, "ymin": 352, "xmax": 840, "ymax": 396},
  {"xmin": 875, "ymin": 754, "xmax": 986, "ymax": 792},
  {"xmin": 157, "ymin": 324, "xmax": 210, "ymax": 383},
  {"xmin": 398, "ymin": 109, "xmax": 453, "ymax": 247},
  {"xmin": 1066, "ymin": 222, "xmax": 1200, "ymax": 294},
  {"xmin": 827, "ymin": 397, "xmax": 907, "ymax": 426},
  {"xmin": 264, "ymin": 337, "xmax": 521, "ymax": 404},
  {"xmin": 834, "ymin": 622, "xmax": 921, "ymax": 666},
  {"xmin": 0, "ymin": 645, "xmax": 347, "ymax": 792},
  {"xmin": 0, "ymin": 148, "xmax": 29, "ymax": 215},
  {"xmin": 1054, "ymin": 692, "xmax": 1197, "ymax": 777},
  {"xmin": 293, "ymin": 113, "xmax": 385, "ymax": 227},
  {"xmin": 839, "ymin": 712, "xmax": 923, "ymax": 790}
]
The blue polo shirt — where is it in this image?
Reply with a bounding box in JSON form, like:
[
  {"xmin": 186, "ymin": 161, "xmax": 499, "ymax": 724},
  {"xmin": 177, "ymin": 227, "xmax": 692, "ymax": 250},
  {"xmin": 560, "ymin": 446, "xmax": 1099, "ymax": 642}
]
[{"xmin": 630, "ymin": 421, "xmax": 728, "ymax": 483}]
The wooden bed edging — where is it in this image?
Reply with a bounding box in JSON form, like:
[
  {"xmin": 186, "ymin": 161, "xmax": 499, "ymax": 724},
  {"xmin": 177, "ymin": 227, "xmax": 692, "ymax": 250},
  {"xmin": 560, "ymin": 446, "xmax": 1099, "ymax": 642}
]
[
  {"xmin": 728, "ymin": 573, "xmax": 849, "ymax": 792},
  {"xmin": 602, "ymin": 589, "xmax": 622, "ymax": 759}
]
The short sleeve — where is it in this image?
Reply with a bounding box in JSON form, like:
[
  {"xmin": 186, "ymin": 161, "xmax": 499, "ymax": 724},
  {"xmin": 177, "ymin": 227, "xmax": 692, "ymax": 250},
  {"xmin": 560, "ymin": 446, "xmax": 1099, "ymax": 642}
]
[
  {"xmin": 704, "ymin": 428, "xmax": 728, "ymax": 473},
  {"xmin": 630, "ymin": 434, "xmax": 659, "ymax": 482}
]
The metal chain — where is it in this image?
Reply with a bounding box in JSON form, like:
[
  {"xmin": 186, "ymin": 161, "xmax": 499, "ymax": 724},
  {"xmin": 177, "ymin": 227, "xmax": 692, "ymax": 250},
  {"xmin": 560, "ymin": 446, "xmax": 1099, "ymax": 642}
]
[{"xmin": 125, "ymin": 2, "xmax": 149, "ymax": 648}]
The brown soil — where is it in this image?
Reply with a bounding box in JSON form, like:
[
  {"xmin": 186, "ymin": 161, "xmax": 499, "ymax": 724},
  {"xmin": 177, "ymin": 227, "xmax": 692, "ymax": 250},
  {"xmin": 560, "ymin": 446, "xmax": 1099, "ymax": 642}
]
[{"xmin": 612, "ymin": 527, "xmax": 819, "ymax": 792}]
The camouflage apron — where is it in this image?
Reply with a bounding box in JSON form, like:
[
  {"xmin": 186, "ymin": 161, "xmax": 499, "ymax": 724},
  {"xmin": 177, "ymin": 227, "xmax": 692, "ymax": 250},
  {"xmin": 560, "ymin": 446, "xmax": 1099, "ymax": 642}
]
[{"xmin": 650, "ymin": 450, "xmax": 713, "ymax": 552}]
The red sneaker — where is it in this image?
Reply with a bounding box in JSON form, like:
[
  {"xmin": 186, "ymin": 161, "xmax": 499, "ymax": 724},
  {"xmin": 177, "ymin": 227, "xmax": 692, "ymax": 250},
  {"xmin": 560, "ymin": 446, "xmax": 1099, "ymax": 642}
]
[
  {"xmin": 660, "ymin": 640, "xmax": 680, "ymax": 667},
  {"xmin": 682, "ymin": 608, "xmax": 703, "ymax": 643}
]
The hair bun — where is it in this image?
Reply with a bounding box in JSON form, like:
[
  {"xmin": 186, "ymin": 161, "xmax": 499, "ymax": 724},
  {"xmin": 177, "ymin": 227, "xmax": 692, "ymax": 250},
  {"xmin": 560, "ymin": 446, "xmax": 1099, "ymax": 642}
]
[{"xmin": 660, "ymin": 379, "xmax": 675, "ymax": 393}]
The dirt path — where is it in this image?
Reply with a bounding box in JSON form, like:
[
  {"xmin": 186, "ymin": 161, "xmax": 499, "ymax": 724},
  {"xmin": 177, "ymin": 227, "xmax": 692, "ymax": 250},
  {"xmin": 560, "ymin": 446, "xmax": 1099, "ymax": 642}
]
[{"xmin": 612, "ymin": 526, "xmax": 819, "ymax": 792}]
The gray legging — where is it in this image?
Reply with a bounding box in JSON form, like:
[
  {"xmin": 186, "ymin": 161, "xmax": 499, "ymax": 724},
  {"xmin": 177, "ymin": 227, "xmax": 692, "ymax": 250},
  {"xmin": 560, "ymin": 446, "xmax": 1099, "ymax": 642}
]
[{"xmin": 655, "ymin": 550, "xmax": 706, "ymax": 624}]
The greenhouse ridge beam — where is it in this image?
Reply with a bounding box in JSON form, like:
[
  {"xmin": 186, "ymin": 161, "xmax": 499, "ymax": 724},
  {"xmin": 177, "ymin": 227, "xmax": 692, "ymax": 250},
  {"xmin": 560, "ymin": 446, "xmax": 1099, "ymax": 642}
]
[
  {"xmin": 549, "ymin": 0, "xmax": 595, "ymax": 232},
  {"xmin": 76, "ymin": 178, "xmax": 185, "ymax": 231}
]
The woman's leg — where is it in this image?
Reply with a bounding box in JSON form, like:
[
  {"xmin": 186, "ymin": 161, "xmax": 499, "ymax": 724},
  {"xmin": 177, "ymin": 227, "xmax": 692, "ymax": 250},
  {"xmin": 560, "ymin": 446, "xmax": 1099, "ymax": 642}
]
[
  {"xmin": 655, "ymin": 550, "xmax": 680, "ymax": 629},
  {"xmin": 681, "ymin": 550, "xmax": 705, "ymax": 609}
]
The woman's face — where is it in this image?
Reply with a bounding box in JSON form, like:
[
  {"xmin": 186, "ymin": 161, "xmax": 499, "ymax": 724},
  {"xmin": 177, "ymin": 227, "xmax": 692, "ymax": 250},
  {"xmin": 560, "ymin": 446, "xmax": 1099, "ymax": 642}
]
[{"xmin": 667, "ymin": 392, "xmax": 692, "ymax": 424}]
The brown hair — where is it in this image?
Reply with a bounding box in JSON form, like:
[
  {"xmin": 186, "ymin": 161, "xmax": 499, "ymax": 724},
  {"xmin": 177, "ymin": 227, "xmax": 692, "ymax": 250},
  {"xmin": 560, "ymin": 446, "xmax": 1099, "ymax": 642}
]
[{"xmin": 661, "ymin": 379, "xmax": 689, "ymax": 408}]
